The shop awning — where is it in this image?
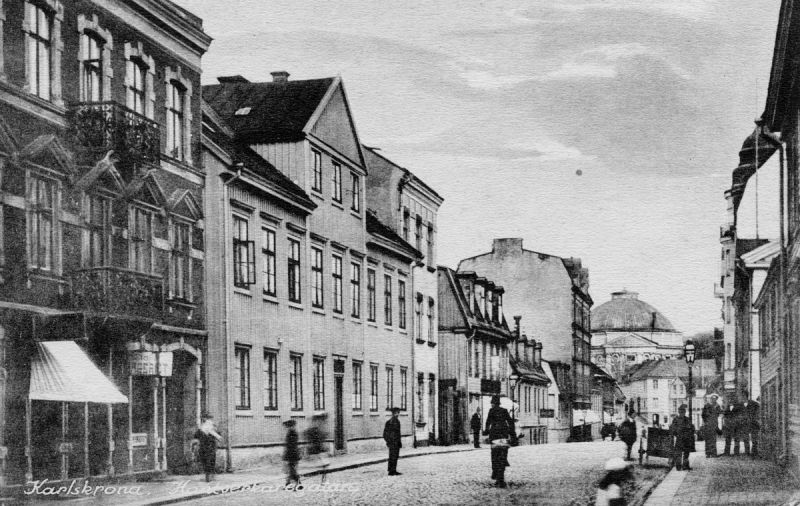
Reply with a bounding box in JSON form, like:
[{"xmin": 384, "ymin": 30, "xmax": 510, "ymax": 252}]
[
  {"xmin": 29, "ymin": 341, "xmax": 128, "ymax": 404},
  {"xmin": 573, "ymin": 409, "xmax": 602, "ymax": 426}
]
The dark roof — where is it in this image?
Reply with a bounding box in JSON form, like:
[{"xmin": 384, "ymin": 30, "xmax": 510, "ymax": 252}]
[
  {"xmin": 622, "ymin": 358, "xmax": 718, "ymax": 385},
  {"xmin": 363, "ymin": 145, "xmax": 444, "ymax": 202},
  {"xmin": 736, "ymin": 238, "xmax": 770, "ymax": 258},
  {"xmin": 366, "ymin": 211, "xmax": 422, "ymax": 260},
  {"xmin": 592, "ymin": 290, "xmax": 676, "ymax": 332},
  {"xmin": 202, "ymin": 115, "xmax": 315, "ymax": 211},
  {"xmin": 202, "ymin": 78, "xmax": 335, "ymax": 144},
  {"xmin": 510, "ymin": 356, "xmax": 550, "ymax": 385}
]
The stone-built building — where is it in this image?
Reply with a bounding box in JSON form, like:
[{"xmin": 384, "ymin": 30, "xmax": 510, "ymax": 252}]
[
  {"xmin": 457, "ymin": 238, "xmax": 592, "ymax": 442},
  {"xmin": 591, "ymin": 291, "xmax": 684, "ymax": 380},
  {"xmin": 0, "ymin": 0, "xmax": 211, "ymax": 486},
  {"xmin": 437, "ymin": 267, "xmax": 513, "ymax": 445},
  {"xmin": 202, "ymin": 72, "xmax": 421, "ymax": 467},
  {"xmin": 363, "ymin": 146, "xmax": 443, "ymax": 447}
]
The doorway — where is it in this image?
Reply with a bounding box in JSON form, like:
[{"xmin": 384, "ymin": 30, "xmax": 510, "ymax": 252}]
[{"xmin": 334, "ymin": 360, "xmax": 345, "ymax": 451}]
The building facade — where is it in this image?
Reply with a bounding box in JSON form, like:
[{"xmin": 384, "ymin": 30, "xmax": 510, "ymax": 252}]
[
  {"xmin": 509, "ymin": 316, "xmax": 550, "ymax": 445},
  {"xmin": 202, "ymin": 72, "xmax": 420, "ymax": 467},
  {"xmin": 437, "ymin": 267, "xmax": 513, "ymax": 445},
  {"xmin": 363, "ymin": 146, "xmax": 443, "ymax": 447},
  {"xmin": 0, "ymin": 0, "xmax": 211, "ymax": 486},
  {"xmin": 457, "ymin": 238, "xmax": 593, "ymax": 442}
]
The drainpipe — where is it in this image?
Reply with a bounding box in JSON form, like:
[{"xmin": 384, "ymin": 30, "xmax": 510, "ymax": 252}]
[
  {"xmin": 759, "ymin": 121, "xmax": 790, "ymax": 462},
  {"xmin": 221, "ymin": 163, "xmax": 243, "ymax": 471}
]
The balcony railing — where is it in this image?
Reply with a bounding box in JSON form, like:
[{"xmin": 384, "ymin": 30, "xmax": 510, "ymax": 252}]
[
  {"xmin": 70, "ymin": 267, "xmax": 164, "ymax": 320},
  {"xmin": 68, "ymin": 102, "xmax": 160, "ymax": 166}
]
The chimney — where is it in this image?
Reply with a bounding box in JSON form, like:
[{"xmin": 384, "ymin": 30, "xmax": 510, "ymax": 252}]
[
  {"xmin": 271, "ymin": 71, "xmax": 290, "ymax": 84},
  {"xmin": 492, "ymin": 238, "xmax": 523, "ymax": 257},
  {"xmin": 217, "ymin": 75, "xmax": 250, "ymax": 84},
  {"xmin": 535, "ymin": 341, "xmax": 542, "ymax": 365},
  {"xmin": 513, "ymin": 316, "xmax": 522, "ymax": 359}
]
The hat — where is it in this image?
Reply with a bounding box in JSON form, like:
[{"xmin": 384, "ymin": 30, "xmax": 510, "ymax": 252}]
[
  {"xmin": 678, "ymin": 404, "xmax": 687, "ymax": 411},
  {"xmin": 490, "ymin": 395, "xmax": 501, "ymax": 405},
  {"xmin": 283, "ymin": 419, "xmax": 296, "ymax": 427},
  {"xmin": 391, "ymin": 407, "xmax": 401, "ymax": 413},
  {"xmin": 605, "ymin": 457, "xmax": 630, "ymax": 471}
]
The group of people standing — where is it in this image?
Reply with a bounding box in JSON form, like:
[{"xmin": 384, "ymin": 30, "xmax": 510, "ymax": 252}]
[{"xmin": 701, "ymin": 394, "xmax": 760, "ymax": 458}]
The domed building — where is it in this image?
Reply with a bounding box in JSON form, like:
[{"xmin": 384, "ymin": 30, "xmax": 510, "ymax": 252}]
[{"xmin": 591, "ymin": 290, "xmax": 684, "ymax": 379}]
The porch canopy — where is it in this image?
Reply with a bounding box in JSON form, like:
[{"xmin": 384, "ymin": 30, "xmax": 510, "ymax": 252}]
[
  {"xmin": 572, "ymin": 409, "xmax": 602, "ymax": 426},
  {"xmin": 29, "ymin": 341, "xmax": 128, "ymax": 404}
]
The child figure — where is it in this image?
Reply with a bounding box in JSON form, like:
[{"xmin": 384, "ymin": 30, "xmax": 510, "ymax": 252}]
[{"xmin": 596, "ymin": 457, "xmax": 632, "ymax": 506}]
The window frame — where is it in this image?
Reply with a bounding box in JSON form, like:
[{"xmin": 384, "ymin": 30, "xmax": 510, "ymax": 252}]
[
  {"xmin": 165, "ymin": 80, "xmax": 186, "ymax": 161},
  {"xmin": 370, "ymin": 364, "xmax": 379, "ymax": 412},
  {"xmin": 367, "ymin": 268, "xmax": 376, "ymax": 322},
  {"xmin": 332, "ymin": 161, "xmax": 342, "ymax": 203},
  {"xmin": 312, "ymin": 149, "xmax": 323, "ymax": 193},
  {"xmin": 232, "ymin": 215, "xmax": 255, "ymax": 287},
  {"xmin": 79, "ymin": 31, "xmax": 104, "ymax": 103},
  {"xmin": 130, "ymin": 206, "xmax": 154, "ymax": 275},
  {"xmin": 313, "ymin": 357, "xmax": 325, "ymax": 411},
  {"xmin": 263, "ymin": 348, "xmax": 278, "ymax": 410},
  {"xmin": 384, "ymin": 274, "xmax": 393, "ymax": 326},
  {"xmin": 398, "ymin": 279, "xmax": 407, "ymax": 329},
  {"xmin": 171, "ymin": 219, "xmax": 192, "ymax": 300},
  {"xmin": 350, "ymin": 172, "xmax": 361, "ymax": 212},
  {"xmin": 290, "ymin": 354, "xmax": 303, "ymax": 411},
  {"xmin": 262, "ymin": 227, "xmax": 277, "ymax": 296},
  {"xmin": 287, "ymin": 237, "xmax": 301, "ymax": 303},
  {"xmin": 400, "ymin": 367, "xmax": 408, "ymax": 411},
  {"xmin": 352, "ymin": 361, "xmax": 363, "ymax": 411},
  {"xmin": 234, "ymin": 345, "xmax": 251, "ymax": 410},
  {"xmin": 126, "ymin": 58, "xmax": 147, "ymax": 115},
  {"xmin": 332, "ymin": 254, "xmax": 343, "ymax": 313},
  {"xmin": 25, "ymin": 1, "xmax": 53, "ymax": 101},
  {"xmin": 86, "ymin": 193, "xmax": 111, "ymax": 268},
  {"xmin": 311, "ymin": 246, "xmax": 324, "ymax": 308},
  {"xmin": 385, "ymin": 366, "xmax": 394, "ymax": 410},
  {"xmin": 28, "ymin": 175, "xmax": 57, "ymax": 272},
  {"xmin": 350, "ymin": 262, "xmax": 361, "ymax": 318}
]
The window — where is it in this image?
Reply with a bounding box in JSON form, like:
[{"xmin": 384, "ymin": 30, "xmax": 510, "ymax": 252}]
[
  {"xmin": 288, "ymin": 238, "xmax": 301, "ymax": 302},
  {"xmin": 352, "ymin": 362, "xmax": 363, "ymax": 410},
  {"xmin": 415, "ymin": 216, "xmax": 423, "ymax": 251},
  {"xmin": 428, "ymin": 297, "xmax": 436, "ymax": 342},
  {"xmin": 427, "ymin": 224, "xmax": 434, "ymax": 264},
  {"xmin": 25, "ymin": 2, "xmax": 52, "ymax": 100},
  {"xmin": 80, "ymin": 32, "xmax": 103, "ymax": 102},
  {"xmin": 29, "ymin": 177, "xmax": 55, "ymax": 270},
  {"xmin": 627, "ymin": 355, "xmax": 636, "ymax": 363},
  {"xmin": 398, "ymin": 280, "xmax": 407, "ymax": 329},
  {"xmin": 171, "ymin": 222, "xmax": 191, "ymax": 299},
  {"xmin": 386, "ymin": 366, "xmax": 394, "ymax": 409},
  {"xmin": 402, "ymin": 208, "xmax": 410, "ymax": 241},
  {"xmin": 131, "ymin": 207, "xmax": 153, "ymax": 274},
  {"xmin": 234, "ymin": 346, "xmax": 251, "ymax": 410},
  {"xmin": 474, "ymin": 338, "xmax": 480, "ymax": 378},
  {"xmin": 417, "ymin": 373, "xmax": 425, "ymax": 422},
  {"xmin": 312, "ymin": 150, "xmax": 322, "ymax": 192},
  {"xmin": 416, "ymin": 293, "xmax": 423, "ymax": 340},
  {"xmin": 367, "ymin": 269, "xmax": 376, "ymax": 322},
  {"xmin": 652, "ymin": 379, "xmax": 659, "ymax": 389},
  {"xmin": 351, "ymin": 262, "xmax": 361, "ymax": 318},
  {"xmin": 233, "ymin": 216, "xmax": 255, "ymax": 287},
  {"xmin": 652, "ymin": 398, "xmax": 659, "ymax": 410},
  {"xmin": 351, "ymin": 173, "xmax": 361, "ymax": 212},
  {"xmin": 400, "ymin": 368, "xmax": 408, "ymax": 411},
  {"xmin": 313, "ymin": 358, "xmax": 325, "ymax": 411},
  {"xmin": 126, "ymin": 59, "xmax": 147, "ymax": 115},
  {"xmin": 86, "ymin": 194, "xmax": 110, "ymax": 267},
  {"xmin": 290, "ymin": 354, "xmax": 303, "ymax": 410},
  {"xmin": 332, "ymin": 162, "xmax": 342, "ymax": 202},
  {"xmin": 166, "ymin": 81, "xmax": 186, "ymax": 160},
  {"xmin": 263, "ymin": 349, "xmax": 278, "ymax": 410},
  {"xmin": 370, "ymin": 364, "xmax": 379, "ymax": 411},
  {"xmin": 332, "ymin": 254, "xmax": 343, "ymax": 313},
  {"xmin": 262, "ymin": 228, "xmax": 276, "ymax": 296},
  {"xmin": 384, "ymin": 275, "xmax": 393, "ymax": 326},
  {"xmin": 311, "ymin": 247, "xmax": 324, "ymax": 308}
]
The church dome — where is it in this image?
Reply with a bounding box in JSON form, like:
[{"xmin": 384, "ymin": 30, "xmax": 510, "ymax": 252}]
[{"xmin": 591, "ymin": 290, "xmax": 676, "ymax": 332}]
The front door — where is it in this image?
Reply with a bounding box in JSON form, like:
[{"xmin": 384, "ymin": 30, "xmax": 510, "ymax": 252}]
[
  {"xmin": 334, "ymin": 375, "xmax": 345, "ymax": 451},
  {"xmin": 165, "ymin": 352, "xmax": 196, "ymax": 473}
]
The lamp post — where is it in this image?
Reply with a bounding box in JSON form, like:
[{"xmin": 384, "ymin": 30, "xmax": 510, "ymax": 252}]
[
  {"xmin": 509, "ymin": 373, "xmax": 520, "ymax": 423},
  {"xmin": 684, "ymin": 339, "xmax": 696, "ymax": 426}
]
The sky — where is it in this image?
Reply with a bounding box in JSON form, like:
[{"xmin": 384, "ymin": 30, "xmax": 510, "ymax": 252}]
[{"xmin": 175, "ymin": 0, "xmax": 781, "ymax": 334}]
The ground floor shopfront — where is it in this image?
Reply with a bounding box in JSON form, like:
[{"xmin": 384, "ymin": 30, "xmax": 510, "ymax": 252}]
[{"xmin": 0, "ymin": 306, "xmax": 205, "ymax": 487}]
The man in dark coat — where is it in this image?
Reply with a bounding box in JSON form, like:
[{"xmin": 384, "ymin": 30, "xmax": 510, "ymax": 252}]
[
  {"xmin": 193, "ymin": 413, "xmax": 222, "ymax": 482},
  {"xmin": 470, "ymin": 409, "xmax": 482, "ymax": 448},
  {"xmin": 283, "ymin": 420, "xmax": 300, "ymax": 486},
  {"xmin": 618, "ymin": 412, "xmax": 637, "ymax": 461},
  {"xmin": 484, "ymin": 395, "xmax": 516, "ymax": 487},
  {"xmin": 383, "ymin": 407, "xmax": 402, "ymax": 476},
  {"xmin": 701, "ymin": 394, "xmax": 722, "ymax": 457},
  {"xmin": 742, "ymin": 398, "xmax": 760, "ymax": 456},
  {"xmin": 722, "ymin": 398, "xmax": 742, "ymax": 456},
  {"xmin": 669, "ymin": 404, "xmax": 694, "ymax": 471}
]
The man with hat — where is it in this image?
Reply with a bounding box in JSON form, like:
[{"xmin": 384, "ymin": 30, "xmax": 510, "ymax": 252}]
[
  {"xmin": 669, "ymin": 404, "xmax": 694, "ymax": 471},
  {"xmin": 383, "ymin": 407, "xmax": 403, "ymax": 476},
  {"xmin": 484, "ymin": 395, "xmax": 516, "ymax": 487},
  {"xmin": 193, "ymin": 412, "xmax": 222, "ymax": 482},
  {"xmin": 283, "ymin": 419, "xmax": 300, "ymax": 486},
  {"xmin": 701, "ymin": 394, "xmax": 722, "ymax": 457}
]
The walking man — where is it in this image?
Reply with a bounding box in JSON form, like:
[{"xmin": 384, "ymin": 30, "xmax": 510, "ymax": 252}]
[
  {"xmin": 742, "ymin": 397, "xmax": 760, "ymax": 456},
  {"xmin": 484, "ymin": 395, "xmax": 516, "ymax": 487},
  {"xmin": 701, "ymin": 394, "xmax": 721, "ymax": 457},
  {"xmin": 669, "ymin": 404, "xmax": 694, "ymax": 471},
  {"xmin": 383, "ymin": 407, "xmax": 402, "ymax": 476},
  {"xmin": 618, "ymin": 411, "xmax": 637, "ymax": 461},
  {"xmin": 722, "ymin": 397, "xmax": 742, "ymax": 456},
  {"xmin": 470, "ymin": 409, "xmax": 482, "ymax": 448},
  {"xmin": 193, "ymin": 412, "xmax": 222, "ymax": 482},
  {"xmin": 283, "ymin": 420, "xmax": 300, "ymax": 487}
]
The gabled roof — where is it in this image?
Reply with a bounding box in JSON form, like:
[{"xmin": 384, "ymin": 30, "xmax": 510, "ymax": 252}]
[
  {"xmin": 510, "ymin": 356, "xmax": 550, "ymax": 385},
  {"xmin": 437, "ymin": 266, "xmax": 512, "ymax": 340},
  {"xmin": 736, "ymin": 238, "xmax": 770, "ymax": 258},
  {"xmin": 740, "ymin": 240, "xmax": 779, "ymax": 267},
  {"xmin": 606, "ymin": 332, "xmax": 661, "ymax": 348},
  {"xmin": 621, "ymin": 358, "xmax": 719, "ymax": 386}
]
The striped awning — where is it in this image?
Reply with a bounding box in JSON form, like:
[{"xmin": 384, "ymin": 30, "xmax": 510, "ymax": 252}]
[{"xmin": 29, "ymin": 341, "xmax": 128, "ymax": 404}]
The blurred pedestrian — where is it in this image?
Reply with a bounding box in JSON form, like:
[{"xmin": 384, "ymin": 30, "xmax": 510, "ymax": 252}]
[
  {"xmin": 722, "ymin": 397, "xmax": 742, "ymax": 456},
  {"xmin": 742, "ymin": 397, "xmax": 760, "ymax": 456},
  {"xmin": 305, "ymin": 414, "xmax": 330, "ymax": 468},
  {"xmin": 383, "ymin": 407, "xmax": 402, "ymax": 476},
  {"xmin": 595, "ymin": 457, "xmax": 632, "ymax": 506},
  {"xmin": 193, "ymin": 412, "xmax": 222, "ymax": 482},
  {"xmin": 701, "ymin": 394, "xmax": 721, "ymax": 457},
  {"xmin": 484, "ymin": 395, "xmax": 516, "ymax": 488},
  {"xmin": 618, "ymin": 412, "xmax": 637, "ymax": 461},
  {"xmin": 669, "ymin": 404, "xmax": 694, "ymax": 471},
  {"xmin": 470, "ymin": 409, "xmax": 482, "ymax": 448},
  {"xmin": 283, "ymin": 419, "xmax": 300, "ymax": 487}
]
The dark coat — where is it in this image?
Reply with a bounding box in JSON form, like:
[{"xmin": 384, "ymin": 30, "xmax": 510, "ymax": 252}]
[
  {"xmin": 619, "ymin": 419, "xmax": 637, "ymax": 445},
  {"xmin": 193, "ymin": 429, "xmax": 218, "ymax": 472},
  {"xmin": 484, "ymin": 406, "xmax": 514, "ymax": 441},
  {"xmin": 283, "ymin": 428, "xmax": 300, "ymax": 463},
  {"xmin": 722, "ymin": 403, "xmax": 742, "ymax": 435},
  {"xmin": 742, "ymin": 401, "xmax": 760, "ymax": 432},
  {"xmin": 701, "ymin": 403, "xmax": 721, "ymax": 438},
  {"xmin": 470, "ymin": 413, "xmax": 482, "ymax": 431},
  {"xmin": 305, "ymin": 426, "xmax": 327, "ymax": 455},
  {"xmin": 383, "ymin": 416, "xmax": 402, "ymax": 448},
  {"xmin": 669, "ymin": 415, "xmax": 694, "ymax": 451}
]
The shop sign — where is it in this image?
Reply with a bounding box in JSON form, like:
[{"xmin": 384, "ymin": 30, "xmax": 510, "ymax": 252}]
[
  {"xmin": 57, "ymin": 442, "xmax": 74, "ymax": 454},
  {"xmin": 130, "ymin": 433, "xmax": 148, "ymax": 447},
  {"xmin": 129, "ymin": 351, "xmax": 157, "ymax": 376},
  {"xmin": 158, "ymin": 351, "xmax": 173, "ymax": 377},
  {"xmin": 539, "ymin": 409, "xmax": 555, "ymax": 418}
]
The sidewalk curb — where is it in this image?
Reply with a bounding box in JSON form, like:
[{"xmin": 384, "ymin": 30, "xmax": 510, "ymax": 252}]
[
  {"xmin": 642, "ymin": 466, "xmax": 686, "ymax": 506},
  {"xmin": 131, "ymin": 446, "xmax": 479, "ymax": 506}
]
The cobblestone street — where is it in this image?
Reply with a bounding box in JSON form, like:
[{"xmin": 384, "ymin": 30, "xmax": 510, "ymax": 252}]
[{"xmin": 188, "ymin": 441, "xmax": 662, "ymax": 506}]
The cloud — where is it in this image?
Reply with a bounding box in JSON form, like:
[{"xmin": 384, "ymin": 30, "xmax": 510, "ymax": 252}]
[{"xmin": 505, "ymin": 138, "xmax": 596, "ymax": 163}]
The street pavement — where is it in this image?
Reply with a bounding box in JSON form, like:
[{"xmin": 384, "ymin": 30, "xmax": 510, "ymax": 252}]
[
  {"xmin": 645, "ymin": 440, "xmax": 800, "ymax": 506},
  {"xmin": 187, "ymin": 440, "xmax": 641, "ymax": 506}
]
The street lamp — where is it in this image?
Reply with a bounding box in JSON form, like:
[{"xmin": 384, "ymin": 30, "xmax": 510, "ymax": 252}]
[
  {"xmin": 509, "ymin": 373, "xmax": 520, "ymax": 422},
  {"xmin": 684, "ymin": 339, "xmax": 696, "ymax": 426}
]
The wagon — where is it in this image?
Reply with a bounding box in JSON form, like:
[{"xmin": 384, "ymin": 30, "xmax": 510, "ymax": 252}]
[{"xmin": 638, "ymin": 427, "xmax": 673, "ymax": 464}]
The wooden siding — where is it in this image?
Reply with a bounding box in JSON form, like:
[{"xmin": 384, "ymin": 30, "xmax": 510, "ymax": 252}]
[
  {"xmin": 310, "ymin": 85, "xmax": 362, "ymax": 166},
  {"xmin": 438, "ymin": 330, "xmax": 467, "ymax": 382},
  {"xmin": 251, "ymin": 142, "xmax": 306, "ymax": 189},
  {"xmin": 438, "ymin": 269, "xmax": 468, "ymax": 329}
]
